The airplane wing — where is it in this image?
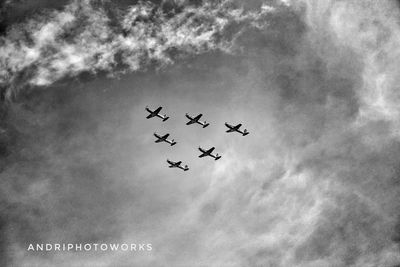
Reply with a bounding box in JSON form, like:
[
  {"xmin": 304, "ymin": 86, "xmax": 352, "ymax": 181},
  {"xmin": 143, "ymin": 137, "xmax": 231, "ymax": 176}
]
[
  {"xmin": 162, "ymin": 133, "xmax": 169, "ymax": 139},
  {"xmin": 168, "ymin": 160, "xmax": 179, "ymax": 167},
  {"xmin": 199, "ymin": 153, "xmax": 206, "ymax": 158},
  {"xmin": 186, "ymin": 121, "xmax": 195, "ymax": 125},
  {"xmin": 225, "ymin": 123, "xmax": 234, "ymax": 132},
  {"xmin": 194, "ymin": 114, "xmax": 202, "ymax": 121},
  {"xmin": 235, "ymin": 123, "xmax": 242, "ymax": 129},
  {"xmin": 155, "ymin": 139, "xmax": 163, "ymax": 143},
  {"xmin": 207, "ymin": 147, "xmax": 215, "ymax": 153},
  {"xmin": 147, "ymin": 113, "xmax": 155, "ymax": 119},
  {"xmin": 154, "ymin": 106, "xmax": 162, "ymax": 114}
]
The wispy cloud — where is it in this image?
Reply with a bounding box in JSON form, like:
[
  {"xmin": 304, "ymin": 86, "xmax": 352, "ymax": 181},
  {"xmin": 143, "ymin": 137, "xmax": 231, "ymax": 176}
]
[{"xmin": 0, "ymin": 0, "xmax": 272, "ymax": 98}]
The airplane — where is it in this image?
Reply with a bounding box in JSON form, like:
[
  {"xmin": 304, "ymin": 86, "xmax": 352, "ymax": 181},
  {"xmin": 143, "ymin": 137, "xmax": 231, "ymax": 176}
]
[
  {"xmin": 145, "ymin": 106, "xmax": 169, "ymax": 121},
  {"xmin": 225, "ymin": 122, "xmax": 249, "ymax": 136},
  {"xmin": 167, "ymin": 159, "xmax": 189, "ymax": 171},
  {"xmin": 154, "ymin": 133, "xmax": 177, "ymax": 146},
  {"xmin": 198, "ymin": 146, "xmax": 221, "ymax": 160},
  {"xmin": 185, "ymin": 113, "xmax": 209, "ymax": 128}
]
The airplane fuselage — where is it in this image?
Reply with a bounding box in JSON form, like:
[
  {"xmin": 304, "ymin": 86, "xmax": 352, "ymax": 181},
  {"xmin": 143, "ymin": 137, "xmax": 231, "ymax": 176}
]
[
  {"xmin": 162, "ymin": 139, "xmax": 176, "ymax": 145},
  {"xmin": 167, "ymin": 160, "xmax": 189, "ymax": 171},
  {"xmin": 225, "ymin": 123, "xmax": 249, "ymax": 136},
  {"xmin": 155, "ymin": 113, "xmax": 168, "ymax": 120},
  {"xmin": 192, "ymin": 119, "xmax": 208, "ymax": 127},
  {"xmin": 154, "ymin": 133, "xmax": 176, "ymax": 146},
  {"xmin": 146, "ymin": 107, "xmax": 169, "ymax": 121},
  {"xmin": 186, "ymin": 114, "xmax": 209, "ymax": 128},
  {"xmin": 177, "ymin": 165, "xmax": 189, "ymax": 171},
  {"xmin": 198, "ymin": 147, "xmax": 221, "ymax": 160}
]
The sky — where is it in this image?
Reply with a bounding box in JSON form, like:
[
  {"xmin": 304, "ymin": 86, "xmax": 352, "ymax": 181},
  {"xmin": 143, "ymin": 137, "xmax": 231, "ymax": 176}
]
[{"xmin": 1, "ymin": 0, "xmax": 400, "ymax": 266}]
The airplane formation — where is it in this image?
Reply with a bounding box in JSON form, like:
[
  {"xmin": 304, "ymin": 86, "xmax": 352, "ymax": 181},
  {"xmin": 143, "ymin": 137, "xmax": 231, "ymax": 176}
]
[{"xmin": 145, "ymin": 106, "xmax": 249, "ymax": 171}]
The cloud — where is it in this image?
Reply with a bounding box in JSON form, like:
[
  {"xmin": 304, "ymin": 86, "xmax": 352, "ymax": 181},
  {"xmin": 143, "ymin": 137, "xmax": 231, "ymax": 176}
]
[
  {"xmin": 0, "ymin": 0, "xmax": 272, "ymax": 99},
  {"xmin": 1, "ymin": 0, "xmax": 400, "ymax": 267}
]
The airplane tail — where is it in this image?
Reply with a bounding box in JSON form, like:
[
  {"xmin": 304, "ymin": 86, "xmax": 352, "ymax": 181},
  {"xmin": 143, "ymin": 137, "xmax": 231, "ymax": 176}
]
[
  {"xmin": 203, "ymin": 122, "xmax": 210, "ymax": 128},
  {"xmin": 171, "ymin": 140, "xmax": 177, "ymax": 146},
  {"xmin": 243, "ymin": 129, "xmax": 249, "ymax": 136},
  {"xmin": 184, "ymin": 165, "xmax": 189, "ymax": 171},
  {"xmin": 215, "ymin": 154, "xmax": 221, "ymax": 160},
  {"xmin": 163, "ymin": 116, "xmax": 169, "ymax": 121}
]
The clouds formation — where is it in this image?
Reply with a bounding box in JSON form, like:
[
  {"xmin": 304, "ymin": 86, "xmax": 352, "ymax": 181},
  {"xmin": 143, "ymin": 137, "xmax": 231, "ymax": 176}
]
[
  {"xmin": 0, "ymin": 0, "xmax": 271, "ymax": 98},
  {"xmin": 1, "ymin": 0, "xmax": 400, "ymax": 267}
]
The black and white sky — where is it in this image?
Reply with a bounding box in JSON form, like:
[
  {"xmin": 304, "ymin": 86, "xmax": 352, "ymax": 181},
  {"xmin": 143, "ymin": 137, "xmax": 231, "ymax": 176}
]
[{"xmin": 1, "ymin": 0, "xmax": 400, "ymax": 266}]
